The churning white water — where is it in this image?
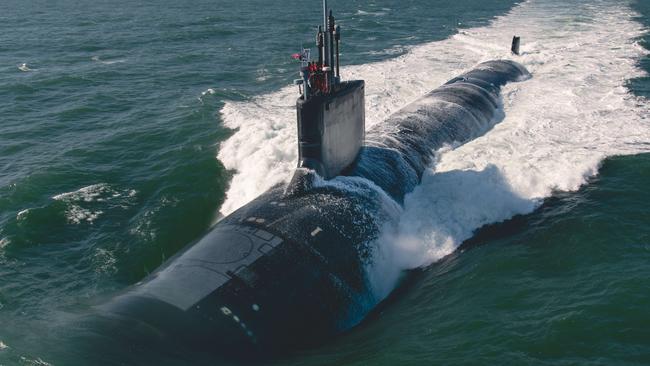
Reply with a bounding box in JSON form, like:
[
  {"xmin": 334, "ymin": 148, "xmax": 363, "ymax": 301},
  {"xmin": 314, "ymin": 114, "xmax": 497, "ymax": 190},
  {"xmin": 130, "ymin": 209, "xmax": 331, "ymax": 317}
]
[{"xmin": 218, "ymin": 0, "xmax": 649, "ymax": 298}]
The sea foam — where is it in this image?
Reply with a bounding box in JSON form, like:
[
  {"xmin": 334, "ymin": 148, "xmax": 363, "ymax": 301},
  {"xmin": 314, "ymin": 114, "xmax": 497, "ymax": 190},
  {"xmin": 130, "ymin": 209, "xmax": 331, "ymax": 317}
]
[
  {"xmin": 51, "ymin": 183, "xmax": 136, "ymax": 225},
  {"xmin": 218, "ymin": 0, "xmax": 649, "ymax": 298}
]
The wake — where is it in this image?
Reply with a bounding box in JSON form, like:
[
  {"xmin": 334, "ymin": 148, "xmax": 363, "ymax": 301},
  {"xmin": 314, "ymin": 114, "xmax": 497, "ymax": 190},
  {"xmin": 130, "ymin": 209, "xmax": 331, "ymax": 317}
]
[{"xmin": 218, "ymin": 0, "xmax": 649, "ymax": 297}]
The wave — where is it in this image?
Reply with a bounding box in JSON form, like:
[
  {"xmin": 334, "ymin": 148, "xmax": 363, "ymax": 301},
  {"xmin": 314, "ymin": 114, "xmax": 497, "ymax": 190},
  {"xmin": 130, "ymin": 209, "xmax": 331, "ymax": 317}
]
[
  {"xmin": 356, "ymin": 9, "xmax": 388, "ymax": 17},
  {"xmin": 91, "ymin": 55, "xmax": 126, "ymax": 65},
  {"xmin": 18, "ymin": 63, "xmax": 32, "ymax": 72},
  {"xmin": 217, "ymin": 0, "xmax": 649, "ymax": 296},
  {"xmin": 49, "ymin": 183, "xmax": 136, "ymax": 225}
]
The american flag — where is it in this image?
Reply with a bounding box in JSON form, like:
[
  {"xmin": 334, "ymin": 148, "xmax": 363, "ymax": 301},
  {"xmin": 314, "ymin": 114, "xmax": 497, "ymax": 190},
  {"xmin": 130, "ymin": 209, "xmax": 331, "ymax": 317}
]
[{"xmin": 291, "ymin": 48, "xmax": 310, "ymax": 62}]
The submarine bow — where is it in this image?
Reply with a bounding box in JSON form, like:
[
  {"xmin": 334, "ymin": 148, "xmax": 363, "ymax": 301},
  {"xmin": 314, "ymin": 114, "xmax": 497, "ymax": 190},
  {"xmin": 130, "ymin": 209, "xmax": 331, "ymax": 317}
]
[{"xmin": 98, "ymin": 59, "xmax": 531, "ymax": 354}]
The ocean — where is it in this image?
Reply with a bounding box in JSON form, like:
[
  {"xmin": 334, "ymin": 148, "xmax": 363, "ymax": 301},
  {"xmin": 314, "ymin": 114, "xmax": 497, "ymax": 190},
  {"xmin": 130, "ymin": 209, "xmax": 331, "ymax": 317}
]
[{"xmin": 0, "ymin": 0, "xmax": 649, "ymax": 365}]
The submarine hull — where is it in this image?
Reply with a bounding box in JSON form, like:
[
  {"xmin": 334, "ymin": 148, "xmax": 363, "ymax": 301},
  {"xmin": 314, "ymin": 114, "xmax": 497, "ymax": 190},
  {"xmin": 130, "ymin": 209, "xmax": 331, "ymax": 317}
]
[{"xmin": 102, "ymin": 60, "xmax": 531, "ymax": 353}]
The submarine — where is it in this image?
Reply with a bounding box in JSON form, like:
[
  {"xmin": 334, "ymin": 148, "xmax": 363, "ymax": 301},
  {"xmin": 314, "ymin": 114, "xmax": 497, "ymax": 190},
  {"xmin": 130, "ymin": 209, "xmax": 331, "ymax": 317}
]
[{"xmin": 92, "ymin": 0, "xmax": 531, "ymax": 358}]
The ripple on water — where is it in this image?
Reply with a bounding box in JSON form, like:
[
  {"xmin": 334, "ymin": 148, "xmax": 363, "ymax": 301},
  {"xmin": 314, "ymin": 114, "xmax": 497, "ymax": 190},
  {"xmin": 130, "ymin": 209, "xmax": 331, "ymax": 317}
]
[{"xmin": 50, "ymin": 183, "xmax": 137, "ymax": 225}]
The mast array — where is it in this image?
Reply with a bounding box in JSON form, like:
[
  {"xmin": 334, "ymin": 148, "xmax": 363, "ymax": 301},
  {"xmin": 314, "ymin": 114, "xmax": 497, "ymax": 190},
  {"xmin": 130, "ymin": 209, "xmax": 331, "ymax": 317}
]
[{"xmin": 295, "ymin": 0, "xmax": 342, "ymax": 99}]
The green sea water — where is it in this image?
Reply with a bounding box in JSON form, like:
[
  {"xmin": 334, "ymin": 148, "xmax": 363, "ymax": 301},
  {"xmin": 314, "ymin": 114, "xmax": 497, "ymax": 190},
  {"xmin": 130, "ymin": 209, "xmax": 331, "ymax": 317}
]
[{"xmin": 1, "ymin": 0, "xmax": 649, "ymax": 365}]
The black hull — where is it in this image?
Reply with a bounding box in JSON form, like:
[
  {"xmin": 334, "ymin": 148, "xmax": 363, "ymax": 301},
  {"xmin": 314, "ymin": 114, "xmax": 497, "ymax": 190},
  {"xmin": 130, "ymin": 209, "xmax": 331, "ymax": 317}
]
[{"xmin": 100, "ymin": 60, "xmax": 531, "ymax": 355}]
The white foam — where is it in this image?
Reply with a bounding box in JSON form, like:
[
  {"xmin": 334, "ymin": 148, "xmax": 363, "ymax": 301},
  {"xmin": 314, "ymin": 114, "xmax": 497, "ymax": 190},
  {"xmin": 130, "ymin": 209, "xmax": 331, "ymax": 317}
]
[
  {"xmin": 66, "ymin": 206, "xmax": 103, "ymax": 225},
  {"xmin": 0, "ymin": 238, "xmax": 8, "ymax": 260},
  {"xmin": 0, "ymin": 340, "xmax": 8, "ymax": 350},
  {"xmin": 93, "ymin": 248, "xmax": 118, "ymax": 275},
  {"xmin": 256, "ymin": 68, "xmax": 271, "ymax": 82},
  {"xmin": 16, "ymin": 209, "xmax": 30, "ymax": 220},
  {"xmin": 19, "ymin": 356, "xmax": 52, "ymax": 366},
  {"xmin": 356, "ymin": 10, "xmax": 388, "ymax": 17},
  {"xmin": 370, "ymin": 0, "xmax": 650, "ymax": 295},
  {"xmin": 201, "ymin": 88, "xmax": 216, "ymax": 96},
  {"xmin": 91, "ymin": 55, "xmax": 126, "ymax": 65},
  {"xmin": 52, "ymin": 183, "xmax": 111, "ymax": 202},
  {"xmin": 218, "ymin": 1, "xmax": 649, "ymax": 297},
  {"xmin": 52, "ymin": 183, "xmax": 137, "ymax": 224}
]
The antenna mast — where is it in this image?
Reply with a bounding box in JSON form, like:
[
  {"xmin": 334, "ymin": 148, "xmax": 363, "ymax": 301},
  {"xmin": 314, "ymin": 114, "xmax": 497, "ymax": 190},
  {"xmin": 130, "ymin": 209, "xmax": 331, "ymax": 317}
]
[
  {"xmin": 322, "ymin": 0, "xmax": 331, "ymax": 91},
  {"xmin": 295, "ymin": 0, "xmax": 342, "ymax": 99}
]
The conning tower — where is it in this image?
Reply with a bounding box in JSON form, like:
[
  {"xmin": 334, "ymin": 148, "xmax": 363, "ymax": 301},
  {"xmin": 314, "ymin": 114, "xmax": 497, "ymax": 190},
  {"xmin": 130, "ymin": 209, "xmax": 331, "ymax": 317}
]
[{"xmin": 293, "ymin": 0, "xmax": 365, "ymax": 179}]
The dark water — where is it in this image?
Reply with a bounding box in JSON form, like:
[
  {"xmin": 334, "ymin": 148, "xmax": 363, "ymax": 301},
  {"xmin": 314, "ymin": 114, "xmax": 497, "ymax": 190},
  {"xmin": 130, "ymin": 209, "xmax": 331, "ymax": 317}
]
[{"xmin": 1, "ymin": 0, "xmax": 649, "ymax": 364}]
